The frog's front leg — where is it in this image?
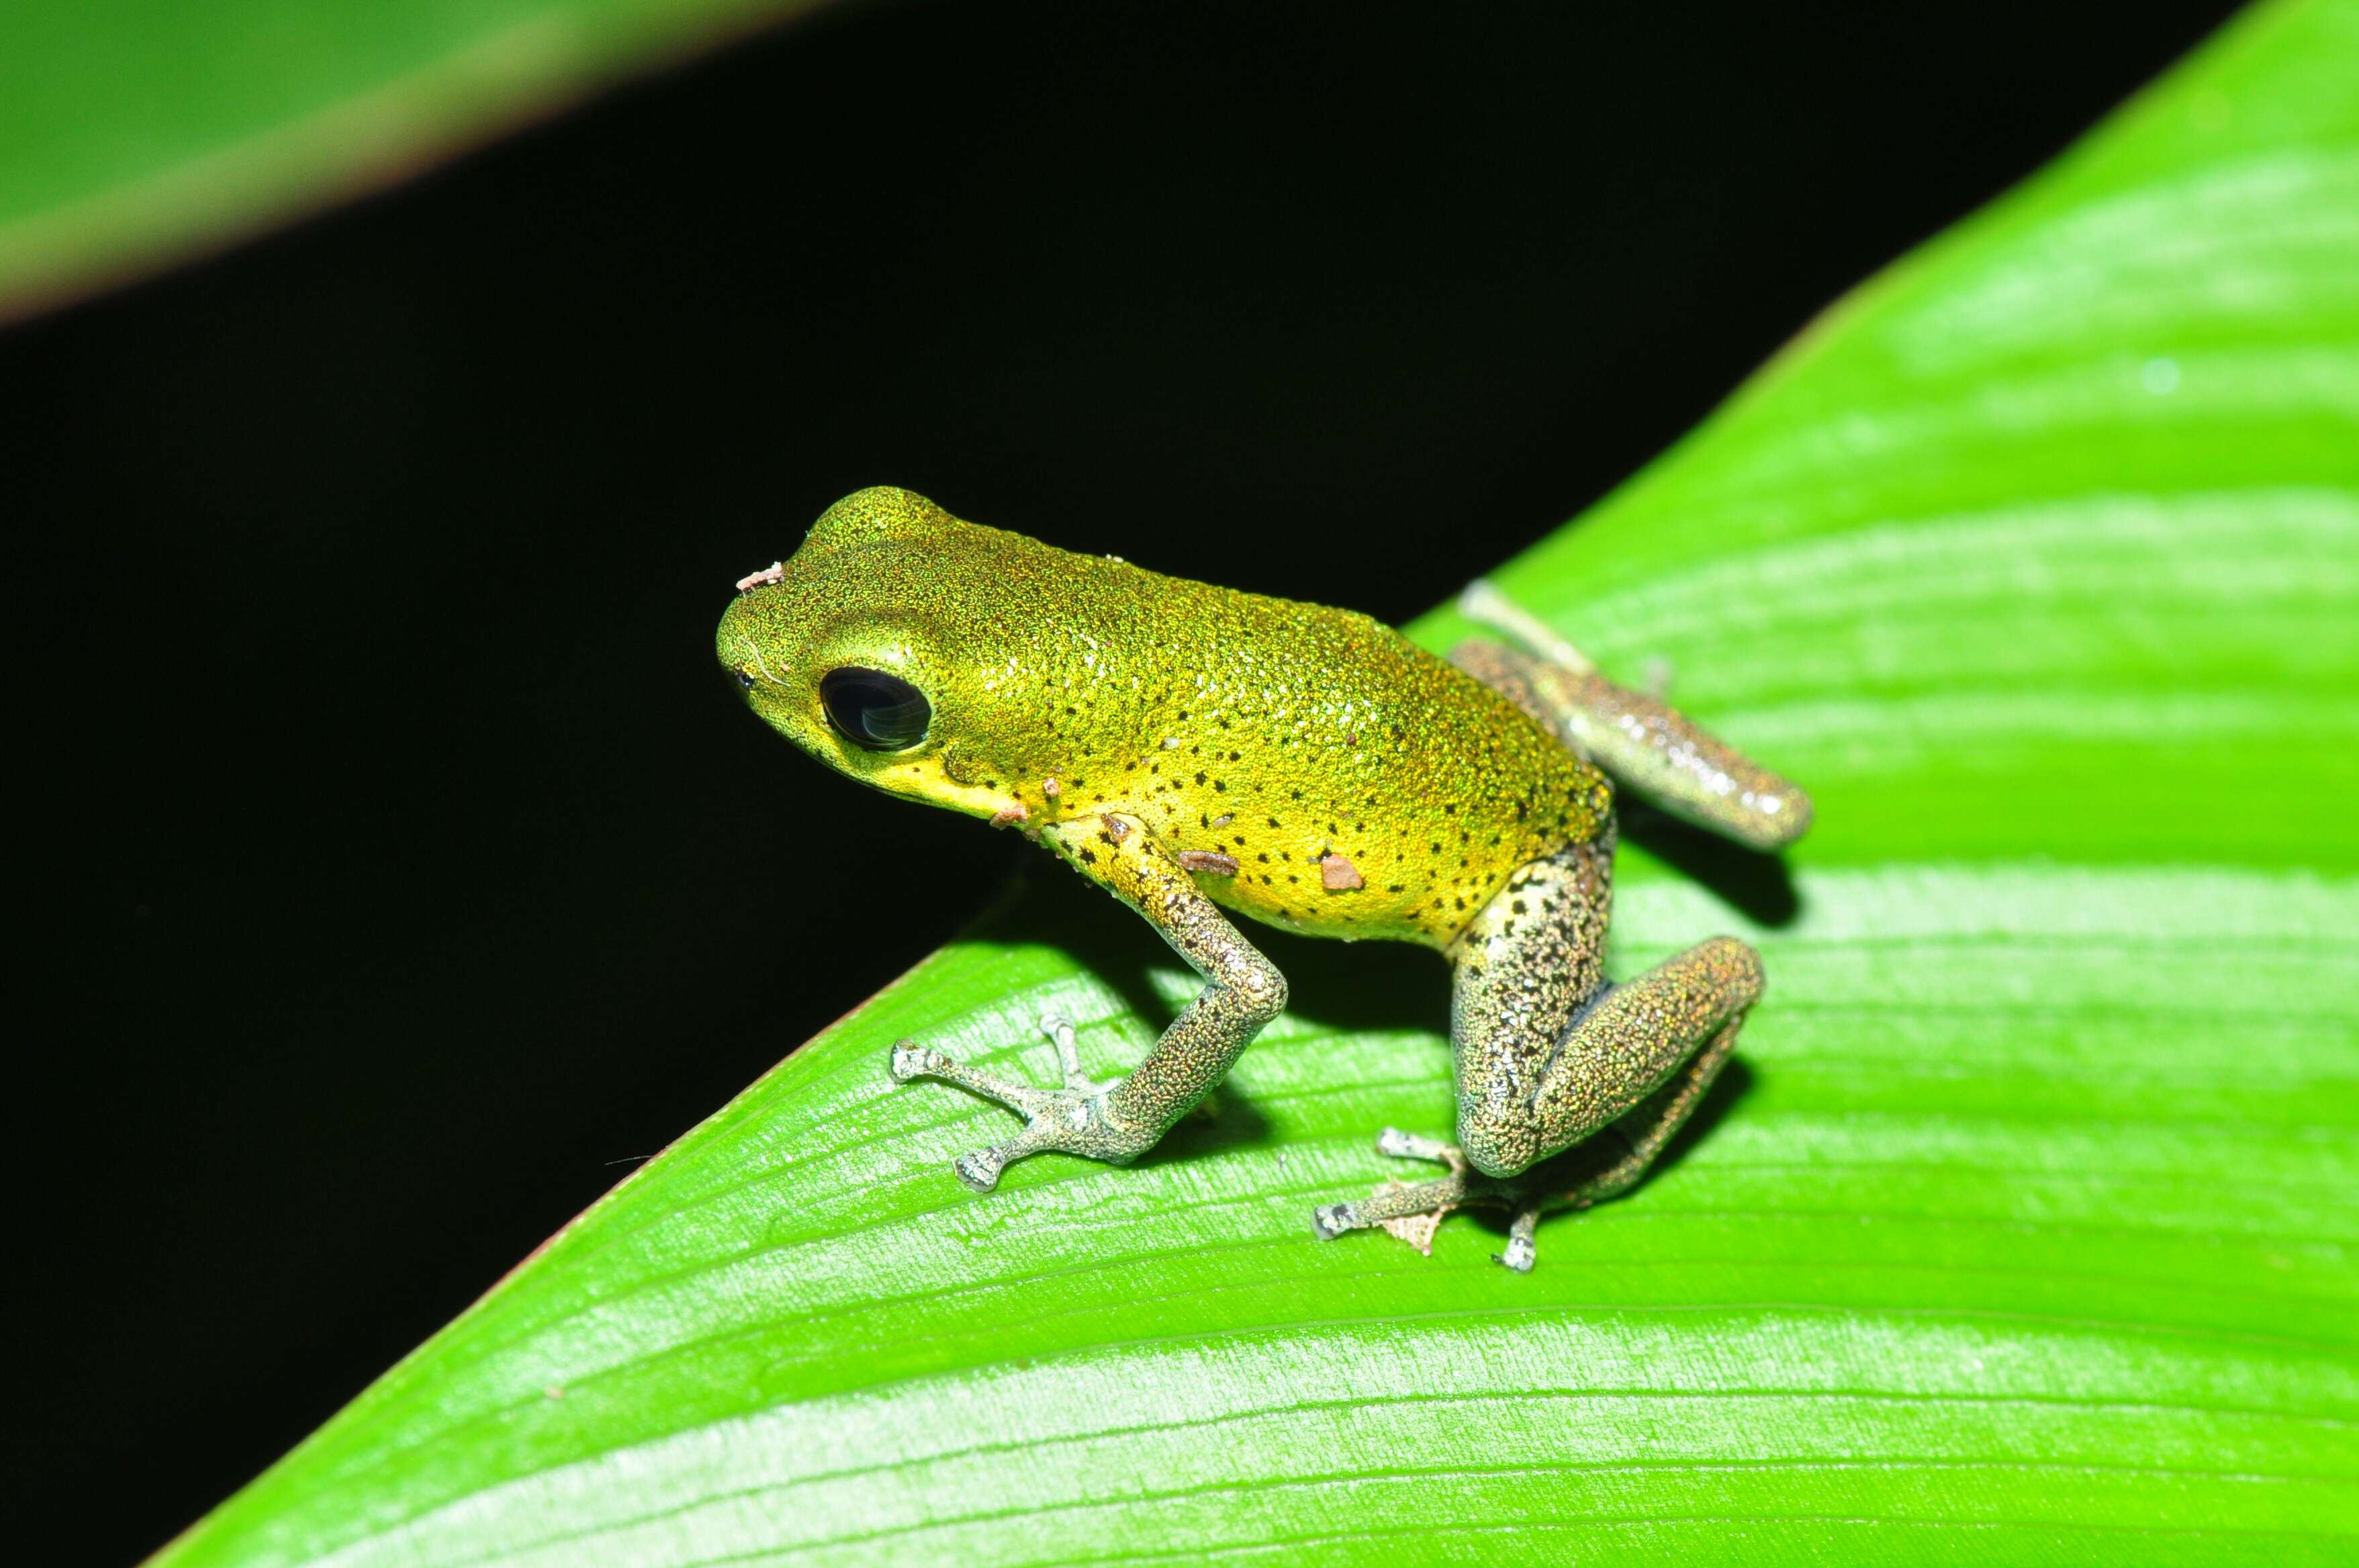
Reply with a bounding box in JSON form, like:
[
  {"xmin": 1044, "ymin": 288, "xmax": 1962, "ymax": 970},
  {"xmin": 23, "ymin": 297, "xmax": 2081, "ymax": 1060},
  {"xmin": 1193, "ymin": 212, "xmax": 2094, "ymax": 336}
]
[{"xmin": 890, "ymin": 813, "xmax": 1287, "ymax": 1192}]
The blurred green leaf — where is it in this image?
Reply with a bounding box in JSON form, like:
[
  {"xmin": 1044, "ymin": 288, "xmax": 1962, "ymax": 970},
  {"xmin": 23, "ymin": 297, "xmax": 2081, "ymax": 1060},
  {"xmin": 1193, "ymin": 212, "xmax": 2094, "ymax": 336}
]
[
  {"xmin": 157, "ymin": 0, "xmax": 2359, "ymax": 1562},
  {"xmin": 0, "ymin": 0, "xmax": 824, "ymax": 322}
]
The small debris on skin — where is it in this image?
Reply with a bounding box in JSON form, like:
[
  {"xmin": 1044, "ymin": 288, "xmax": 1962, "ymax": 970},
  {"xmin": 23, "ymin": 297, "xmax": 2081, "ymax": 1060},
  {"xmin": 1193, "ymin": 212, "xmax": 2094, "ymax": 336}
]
[
  {"xmin": 1042, "ymin": 776, "xmax": 1062, "ymax": 798},
  {"xmin": 544, "ymin": 1385, "xmax": 567, "ymax": 1400},
  {"xmin": 1320, "ymin": 853, "xmax": 1364, "ymax": 891},
  {"xmin": 1177, "ymin": 849, "xmax": 1240, "ymax": 876},
  {"xmin": 990, "ymin": 802, "xmax": 1030, "ymax": 829},
  {"xmin": 1211, "ymin": 813, "xmax": 1234, "ymax": 828},
  {"xmin": 1346, "ymin": 730, "xmax": 1359, "ymax": 745},
  {"xmin": 1105, "ymin": 815, "xmax": 1132, "ymax": 841},
  {"xmin": 735, "ymin": 561, "xmax": 785, "ymax": 592}
]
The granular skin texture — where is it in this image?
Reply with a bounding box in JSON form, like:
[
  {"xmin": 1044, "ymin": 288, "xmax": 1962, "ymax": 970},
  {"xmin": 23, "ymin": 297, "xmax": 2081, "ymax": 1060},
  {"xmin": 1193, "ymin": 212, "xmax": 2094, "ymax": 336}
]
[
  {"xmin": 717, "ymin": 486, "xmax": 1611, "ymax": 950},
  {"xmin": 721, "ymin": 488, "xmax": 1806, "ymax": 1265}
]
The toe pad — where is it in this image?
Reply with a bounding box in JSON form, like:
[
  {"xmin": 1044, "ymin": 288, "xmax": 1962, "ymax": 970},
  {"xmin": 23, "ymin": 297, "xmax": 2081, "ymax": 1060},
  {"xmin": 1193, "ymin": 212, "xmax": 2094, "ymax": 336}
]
[
  {"xmin": 1310, "ymin": 1203, "xmax": 1355, "ymax": 1240},
  {"xmin": 953, "ymin": 1150, "xmax": 1005, "ymax": 1192}
]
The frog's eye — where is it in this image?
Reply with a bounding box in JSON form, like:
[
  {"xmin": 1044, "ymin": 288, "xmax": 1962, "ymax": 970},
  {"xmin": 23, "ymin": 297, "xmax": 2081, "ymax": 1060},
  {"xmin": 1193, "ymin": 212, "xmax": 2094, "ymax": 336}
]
[{"xmin": 820, "ymin": 666, "xmax": 932, "ymax": 751}]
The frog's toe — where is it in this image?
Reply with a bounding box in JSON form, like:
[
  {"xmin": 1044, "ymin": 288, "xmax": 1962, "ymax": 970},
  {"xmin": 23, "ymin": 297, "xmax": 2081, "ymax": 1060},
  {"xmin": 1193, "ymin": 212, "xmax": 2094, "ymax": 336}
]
[
  {"xmin": 1492, "ymin": 1206, "xmax": 1542, "ymax": 1273},
  {"xmin": 1310, "ymin": 1202, "xmax": 1357, "ymax": 1241},
  {"xmin": 887, "ymin": 1038, "xmax": 1053, "ymax": 1115},
  {"xmin": 1375, "ymin": 1126, "xmax": 1465, "ymax": 1167},
  {"xmin": 1037, "ymin": 1012, "xmax": 1111, "ymax": 1095},
  {"xmin": 945, "ymin": 1116, "xmax": 1063, "ymax": 1193},
  {"xmin": 952, "ymin": 1146, "xmax": 1009, "ymax": 1193}
]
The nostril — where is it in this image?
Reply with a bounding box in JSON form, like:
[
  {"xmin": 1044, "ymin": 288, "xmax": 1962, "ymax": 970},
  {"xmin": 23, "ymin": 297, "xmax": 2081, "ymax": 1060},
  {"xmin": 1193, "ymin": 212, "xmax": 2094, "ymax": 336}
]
[{"xmin": 731, "ymin": 667, "xmax": 756, "ymax": 692}]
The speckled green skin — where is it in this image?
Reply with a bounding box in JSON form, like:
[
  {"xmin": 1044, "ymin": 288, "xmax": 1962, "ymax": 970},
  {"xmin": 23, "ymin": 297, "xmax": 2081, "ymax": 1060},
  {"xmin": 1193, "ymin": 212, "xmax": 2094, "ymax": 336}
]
[
  {"xmin": 719, "ymin": 487, "xmax": 1609, "ymax": 947},
  {"xmin": 718, "ymin": 488, "xmax": 1808, "ymax": 1269}
]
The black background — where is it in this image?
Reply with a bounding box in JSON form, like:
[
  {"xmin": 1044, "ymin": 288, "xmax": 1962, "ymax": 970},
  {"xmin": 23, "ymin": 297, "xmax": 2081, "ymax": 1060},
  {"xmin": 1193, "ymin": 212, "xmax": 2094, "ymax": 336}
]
[{"xmin": 6, "ymin": 1, "xmax": 2238, "ymax": 1559}]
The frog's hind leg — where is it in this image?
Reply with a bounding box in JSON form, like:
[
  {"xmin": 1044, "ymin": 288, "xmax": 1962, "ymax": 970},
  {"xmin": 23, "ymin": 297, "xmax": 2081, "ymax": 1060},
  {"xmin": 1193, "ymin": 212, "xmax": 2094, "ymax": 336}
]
[
  {"xmin": 1310, "ymin": 1132, "xmax": 1471, "ymax": 1244},
  {"xmin": 1375, "ymin": 840, "xmax": 1761, "ymax": 1258},
  {"xmin": 1312, "ymin": 1128, "xmax": 1552, "ymax": 1270},
  {"xmin": 1499, "ymin": 1008, "xmax": 1745, "ymax": 1269},
  {"xmin": 1318, "ymin": 1003, "xmax": 1744, "ymax": 1271},
  {"xmin": 1312, "ymin": 836, "xmax": 1761, "ymax": 1269},
  {"xmin": 1451, "ymin": 841, "xmax": 1762, "ymax": 1186},
  {"xmin": 1559, "ymin": 1008, "xmax": 1743, "ymax": 1203},
  {"xmin": 1453, "ymin": 583, "xmax": 1811, "ymax": 852}
]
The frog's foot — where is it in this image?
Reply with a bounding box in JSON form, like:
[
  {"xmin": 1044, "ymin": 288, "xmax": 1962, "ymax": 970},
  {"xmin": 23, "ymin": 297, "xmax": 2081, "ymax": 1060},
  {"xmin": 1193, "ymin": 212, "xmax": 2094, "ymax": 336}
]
[
  {"xmin": 1311, "ymin": 1127, "xmax": 1551, "ymax": 1272},
  {"xmin": 1310, "ymin": 1127, "xmax": 1470, "ymax": 1248},
  {"xmin": 888, "ymin": 1012, "xmax": 1142, "ymax": 1191}
]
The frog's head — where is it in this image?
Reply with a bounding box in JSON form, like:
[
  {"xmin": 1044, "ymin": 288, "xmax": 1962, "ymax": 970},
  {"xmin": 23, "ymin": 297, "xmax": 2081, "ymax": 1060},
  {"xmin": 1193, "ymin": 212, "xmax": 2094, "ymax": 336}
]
[{"xmin": 716, "ymin": 486, "xmax": 1029, "ymax": 818}]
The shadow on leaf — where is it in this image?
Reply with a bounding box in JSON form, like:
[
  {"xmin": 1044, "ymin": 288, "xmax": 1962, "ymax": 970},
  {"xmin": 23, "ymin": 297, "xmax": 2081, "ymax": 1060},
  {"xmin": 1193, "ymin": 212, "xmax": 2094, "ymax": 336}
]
[
  {"xmin": 1620, "ymin": 802, "xmax": 1803, "ymax": 928},
  {"xmin": 966, "ymin": 851, "xmax": 1761, "ymax": 1189}
]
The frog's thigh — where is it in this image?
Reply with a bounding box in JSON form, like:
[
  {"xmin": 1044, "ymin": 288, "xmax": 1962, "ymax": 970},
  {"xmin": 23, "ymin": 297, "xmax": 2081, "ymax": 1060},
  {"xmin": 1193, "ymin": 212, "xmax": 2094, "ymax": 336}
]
[
  {"xmin": 1450, "ymin": 843, "xmax": 1610, "ymax": 1175},
  {"xmin": 1452, "ymin": 845, "xmax": 1763, "ymax": 1179},
  {"xmin": 1451, "ymin": 639, "xmax": 1811, "ymax": 853}
]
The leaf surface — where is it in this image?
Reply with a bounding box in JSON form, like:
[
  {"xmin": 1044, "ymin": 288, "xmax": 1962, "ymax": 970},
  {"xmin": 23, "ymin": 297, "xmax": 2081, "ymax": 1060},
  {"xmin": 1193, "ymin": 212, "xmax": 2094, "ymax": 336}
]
[
  {"xmin": 159, "ymin": 1, "xmax": 2359, "ymax": 1562},
  {"xmin": 0, "ymin": 0, "xmax": 824, "ymax": 322}
]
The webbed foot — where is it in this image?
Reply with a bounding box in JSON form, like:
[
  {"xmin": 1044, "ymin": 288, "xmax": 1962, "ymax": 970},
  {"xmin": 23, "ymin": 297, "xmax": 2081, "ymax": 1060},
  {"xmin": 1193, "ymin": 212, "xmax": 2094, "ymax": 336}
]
[{"xmin": 888, "ymin": 1012, "xmax": 1146, "ymax": 1190}]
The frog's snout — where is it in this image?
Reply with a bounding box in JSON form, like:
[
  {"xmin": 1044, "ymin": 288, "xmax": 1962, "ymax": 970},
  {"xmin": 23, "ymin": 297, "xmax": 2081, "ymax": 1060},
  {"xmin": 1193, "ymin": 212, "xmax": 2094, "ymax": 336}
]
[
  {"xmin": 722, "ymin": 630, "xmax": 778, "ymax": 694},
  {"xmin": 715, "ymin": 590, "xmax": 778, "ymax": 700}
]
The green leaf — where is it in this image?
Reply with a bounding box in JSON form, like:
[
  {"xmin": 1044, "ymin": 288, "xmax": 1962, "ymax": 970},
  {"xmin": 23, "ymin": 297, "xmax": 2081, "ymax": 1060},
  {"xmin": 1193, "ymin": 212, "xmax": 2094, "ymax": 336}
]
[
  {"xmin": 0, "ymin": 0, "xmax": 825, "ymax": 324},
  {"xmin": 158, "ymin": 1, "xmax": 2359, "ymax": 1562}
]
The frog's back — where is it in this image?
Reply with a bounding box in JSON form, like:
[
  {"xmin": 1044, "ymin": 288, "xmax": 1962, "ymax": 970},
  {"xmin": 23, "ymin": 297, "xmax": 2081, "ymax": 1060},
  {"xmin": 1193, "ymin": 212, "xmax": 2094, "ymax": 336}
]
[
  {"xmin": 1099, "ymin": 581, "xmax": 1604, "ymax": 946},
  {"xmin": 776, "ymin": 490, "xmax": 1607, "ymax": 946},
  {"xmin": 885, "ymin": 509, "xmax": 1610, "ymax": 948}
]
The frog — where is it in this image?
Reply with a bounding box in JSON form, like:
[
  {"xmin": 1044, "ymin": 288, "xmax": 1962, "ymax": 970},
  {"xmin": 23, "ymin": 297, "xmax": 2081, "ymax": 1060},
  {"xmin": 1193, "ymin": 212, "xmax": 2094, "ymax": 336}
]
[{"xmin": 717, "ymin": 486, "xmax": 1810, "ymax": 1270}]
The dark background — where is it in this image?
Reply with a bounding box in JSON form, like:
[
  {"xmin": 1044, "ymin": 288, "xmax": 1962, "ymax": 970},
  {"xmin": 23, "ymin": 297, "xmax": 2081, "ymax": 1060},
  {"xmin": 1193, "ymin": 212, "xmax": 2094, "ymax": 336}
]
[{"xmin": 6, "ymin": 1, "xmax": 2239, "ymax": 1559}]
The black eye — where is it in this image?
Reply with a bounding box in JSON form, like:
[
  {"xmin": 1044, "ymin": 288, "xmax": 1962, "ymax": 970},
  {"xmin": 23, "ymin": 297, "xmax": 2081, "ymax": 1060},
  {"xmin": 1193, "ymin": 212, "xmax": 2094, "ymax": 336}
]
[{"xmin": 820, "ymin": 666, "xmax": 931, "ymax": 751}]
